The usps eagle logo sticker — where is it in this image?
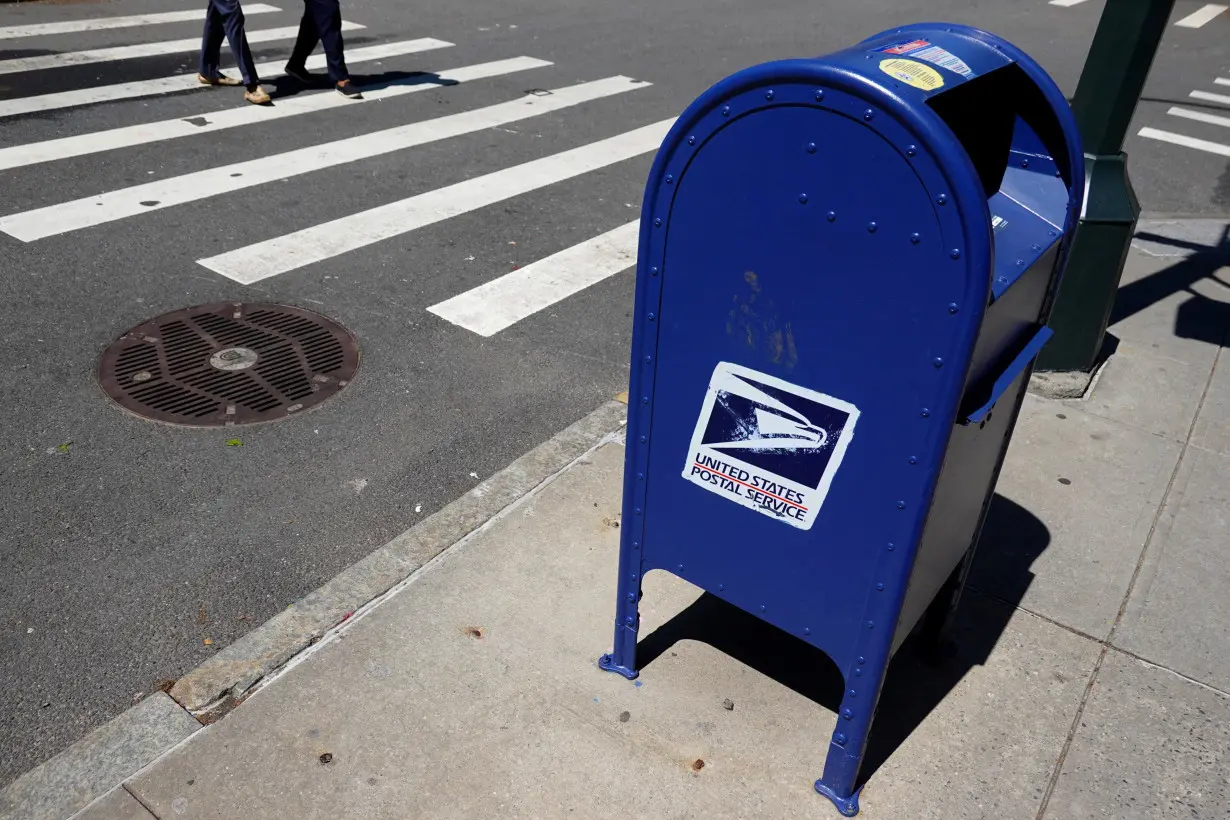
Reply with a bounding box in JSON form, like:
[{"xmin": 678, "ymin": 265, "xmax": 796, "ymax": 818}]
[{"xmin": 683, "ymin": 362, "xmax": 859, "ymax": 530}]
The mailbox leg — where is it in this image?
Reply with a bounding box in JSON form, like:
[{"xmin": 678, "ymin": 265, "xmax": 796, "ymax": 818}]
[
  {"xmin": 815, "ymin": 718, "xmax": 866, "ymax": 817},
  {"xmin": 814, "ymin": 669, "xmax": 891, "ymax": 817},
  {"xmin": 597, "ymin": 550, "xmax": 641, "ymax": 680},
  {"xmin": 918, "ymin": 555, "xmax": 970, "ymax": 663}
]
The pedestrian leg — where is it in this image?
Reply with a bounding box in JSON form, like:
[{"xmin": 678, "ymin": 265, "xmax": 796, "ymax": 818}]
[
  {"xmin": 310, "ymin": 0, "xmax": 350, "ymax": 83},
  {"xmin": 197, "ymin": 0, "xmax": 234, "ymax": 84},
  {"xmin": 215, "ymin": 0, "xmax": 260, "ymax": 87},
  {"xmin": 308, "ymin": 0, "xmax": 360, "ymax": 97},
  {"xmin": 284, "ymin": 2, "xmax": 321, "ymax": 75},
  {"xmin": 197, "ymin": 0, "xmax": 268, "ymax": 102}
]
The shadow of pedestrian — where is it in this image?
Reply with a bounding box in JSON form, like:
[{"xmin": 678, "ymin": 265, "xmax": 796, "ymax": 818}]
[
  {"xmin": 631, "ymin": 493, "xmax": 1050, "ymax": 792},
  {"xmin": 0, "ymin": 50, "xmax": 261, "ymax": 113},
  {"xmin": 266, "ymin": 69, "xmax": 457, "ymax": 100}
]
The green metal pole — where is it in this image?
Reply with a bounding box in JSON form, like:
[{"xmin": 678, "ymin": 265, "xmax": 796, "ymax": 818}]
[{"xmin": 1036, "ymin": 0, "xmax": 1177, "ymax": 373}]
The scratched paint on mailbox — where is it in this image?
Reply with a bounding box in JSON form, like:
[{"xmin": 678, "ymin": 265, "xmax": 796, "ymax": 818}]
[{"xmin": 683, "ymin": 362, "xmax": 859, "ymax": 530}]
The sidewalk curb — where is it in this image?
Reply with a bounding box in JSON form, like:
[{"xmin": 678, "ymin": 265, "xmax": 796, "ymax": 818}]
[
  {"xmin": 0, "ymin": 693, "xmax": 199, "ymax": 820},
  {"xmin": 170, "ymin": 398, "xmax": 629, "ymax": 716},
  {"xmin": 2, "ymin": 399, "xmax": 628, "ymax": 820}
]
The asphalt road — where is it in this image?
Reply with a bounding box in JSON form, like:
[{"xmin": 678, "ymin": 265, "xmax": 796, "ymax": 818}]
[{"xmin": 1, "ymin": 0, "xmax": 1228, "ymax": 787}]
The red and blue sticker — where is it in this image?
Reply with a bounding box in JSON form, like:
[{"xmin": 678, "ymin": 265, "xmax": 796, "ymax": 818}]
[{"xmin": 876, "ymin": 39, "xmax": 975, "ymax": 78}]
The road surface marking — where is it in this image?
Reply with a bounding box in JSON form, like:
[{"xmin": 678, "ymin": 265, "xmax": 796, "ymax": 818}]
[
  {"xmin": 1048, "ymin": 0, "xmax": 1091, "ymax": 7},
  {"xmin": 0, "ymin": 5, "xmax": 280, "ymax": 40},
  {"xmin": 1167, "ymin": 106, "xmax": 1230, "ymax": 129},
  {"xmin": 1138, "ymin": 127, "xmax": 1230, "ymax": 157},
  {"xmin": 198, "ymin": 119, "xmax": 674, "ymax": 283},
  {"xmin": 0, "ymin": 38, "xmax": 452, "ymax": 119},
  {"xmin": 0, "ymin": 22, "xmax": 363, "ymax": 76},
  {"xmin": 1190, "ymin": 89, "xmax": 1230, "ymax": 105},
  {"xmin": 0, "ymin": 57, "xmax": 551, "ymax": 172},
  {"xmin": 0, "ymin": 77, "xmax": 650, "ymax": 243},
  {"xmin": 1215, "ymin": 77, "xmax": 1230, "ymax": 86},
  {"xmin": 1175, "ymin": 3, "xmax": 1227, "ymax": 27},
  {"xmin": 428, "ymin": 221, "xmax": 640, "ymax": 336}
]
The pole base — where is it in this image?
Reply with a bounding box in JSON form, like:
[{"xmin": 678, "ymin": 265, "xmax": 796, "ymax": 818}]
[
  {"xmin": 597, "ymin": 653, "xmax": 639, "ymax": 680},
  {"xmin": 1036, "ymin": 153, "xmax": 1139, "ymax": 373},
  {"xmin": 815, "ymin": 779, "xmax": 862, "ymax": 817},
  {"xmin": 1028, "ymin": 368, "xmax": 1098, "ymax": 399}
]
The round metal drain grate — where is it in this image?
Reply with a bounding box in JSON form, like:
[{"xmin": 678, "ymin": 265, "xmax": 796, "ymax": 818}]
[{"xmin": 98, "ymin": 302, "xmax": 359, "ymax": 427}]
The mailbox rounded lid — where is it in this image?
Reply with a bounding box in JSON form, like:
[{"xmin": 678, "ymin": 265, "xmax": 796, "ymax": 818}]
[{"xmin": 636, "ymin": 22, "xmax": 1084, "ymax": 309}]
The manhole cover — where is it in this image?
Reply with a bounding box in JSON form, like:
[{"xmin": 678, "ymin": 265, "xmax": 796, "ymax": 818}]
[{"xmin": 98, "ymin": 302, "xmax": 359, "ymax": 427}]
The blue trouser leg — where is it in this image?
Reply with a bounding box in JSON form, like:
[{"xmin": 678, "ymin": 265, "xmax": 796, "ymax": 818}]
[
  {"xmin": 289, "ymin": 0, "xmax": 349, "ymax": 83},
  {"xmin": 198, "ymin": 1, "xmax": 225, "ymax": 79},
  {"xmin": 199, "ymin": 0, "xmax": 259, "ymax": 85}
]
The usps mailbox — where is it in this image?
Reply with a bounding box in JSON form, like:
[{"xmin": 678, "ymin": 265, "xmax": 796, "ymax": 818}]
[{"xmin": 598, "ymin": 23, "xmax": 1084, "ymax": 816}]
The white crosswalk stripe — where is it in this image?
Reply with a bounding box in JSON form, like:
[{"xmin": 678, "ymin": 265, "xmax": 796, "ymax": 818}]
[
  {"xmin": 197, "ymin": 121, "xmax": 671, "ymax": 283},
  {"xmin": 0, "ymin": 57, "xmax": 551, "ymax": 172},
  {"xmin": 1138, "ymin": 73, "xmax": 1230, "ymax": 160},
  {"xmin": 1190, "ymin": 89, "xmax": 1230, "ymax": 105},
  {"xmin": 1175, "ymin": 3, "xmax": 1228, "ymax": 28},
  {"xmin": 1139, "ymin": 127, "xmax": 1230, "ymax": 157},
  {"xmin": 1166, "ymin": 106, "xmax": 1230, "ymax": 129},
  {"xmin": 0, "ymin": 76, "xmax": 649, "ymax": 242},
  {"xmin": 427, "ymin": 221, "xmax": 641, "ymax": 336},
  {"xmin": 0, "ymin": 4, "xmax": 667, "ymax": 337},
  {"xmin": 0, "ymin": 22, "xmax": 363, "ymax": 76},
  {"xmin": 0, "ymin": 4, "xmax": 280, "ymax": 40},
  {"xmin": 0, "ymin": 38, "xmax": 453, "ymax": 119}
]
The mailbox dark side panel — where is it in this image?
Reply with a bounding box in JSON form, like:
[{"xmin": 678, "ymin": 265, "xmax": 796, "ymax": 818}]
[{"xmin": 599, "ymin": 22, "xmax": 1083, "ymax": 818}]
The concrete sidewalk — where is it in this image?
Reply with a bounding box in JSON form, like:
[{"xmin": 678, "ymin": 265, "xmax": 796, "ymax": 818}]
[{"xmin": 13, "ymin": 222, "xmax": 1230, "ymax": 820}]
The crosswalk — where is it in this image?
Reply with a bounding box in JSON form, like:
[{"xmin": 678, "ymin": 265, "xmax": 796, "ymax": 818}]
[
  {"xmin": 1138, "ymin": 73, "xmax": 1230, "ymax": 160},
  {"xmin": 0, "ymin": 1, "xmax": 661, "ymax": 338},
  {"xmin": 198, "ymin": 122, "xmax": 671, "ymax": 283},
  {"xmin": 0, "ymin": 37, "xmax": 452, "ymax": 117},
  {"xmin": 0, "ymin": 3, "xmax": 280, "ymax": 40},
  {"xmin": 0, "ymin": 21, "xmax": 364, "ymax": 75}
]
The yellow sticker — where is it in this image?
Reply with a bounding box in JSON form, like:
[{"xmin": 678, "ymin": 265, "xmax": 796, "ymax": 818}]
[{"xmin": 879, "ymin": 58, "xmax": 944, "ymax": 92}]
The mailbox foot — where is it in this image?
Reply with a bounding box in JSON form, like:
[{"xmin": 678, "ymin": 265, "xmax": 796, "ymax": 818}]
[
  {"xmin": 814, "ymin": 779, "xmax": 862, "ymax": 817},
  {"xmin": 598, "ymin": 653, "xmax": 639, "ymax": 680}
]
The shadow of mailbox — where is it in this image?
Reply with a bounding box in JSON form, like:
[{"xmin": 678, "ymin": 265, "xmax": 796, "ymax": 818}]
[{"xmin": 598, "ymin": 22, "xmax": 1084, "ymax": 816}]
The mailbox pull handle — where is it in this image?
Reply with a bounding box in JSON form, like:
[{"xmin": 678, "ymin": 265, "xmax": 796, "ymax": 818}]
[{"xmin": 962, "ymin": 325, "xmax": 1054, "ymax": 425}]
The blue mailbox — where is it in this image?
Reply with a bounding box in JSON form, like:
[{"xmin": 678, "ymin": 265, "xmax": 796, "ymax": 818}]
[{"xmin": 598, "ymin": 23, "xmax": 1084, "ymax": 816}]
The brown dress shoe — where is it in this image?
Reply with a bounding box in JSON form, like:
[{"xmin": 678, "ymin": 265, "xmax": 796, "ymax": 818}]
[{"xmin": 198, "ymin": 73, "xmax": 242, "ymax": 86}]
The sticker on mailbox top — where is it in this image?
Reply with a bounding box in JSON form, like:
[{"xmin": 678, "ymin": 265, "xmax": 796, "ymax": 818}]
[
  {"xmin": 879, "ymin": 58, "xmax": 944, "ymax": 92},
  {"xmin": 879, "ymin": 39, "xmax": 931, "ymax": 56},
  {"xmin": 683, "ymin": 362, "xmax": 859, "ymax": 530},
  {"xmin": 876, "ymin": 39, "xmax": 975, "ymax": 78}
]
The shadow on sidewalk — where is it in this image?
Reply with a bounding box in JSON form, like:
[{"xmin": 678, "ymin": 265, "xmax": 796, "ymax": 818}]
[
  {"xmin": 632, "ymin": 494, "xmax": 1049, "ymax": 790},
  {"xmin": 1112, "ymin": 224, "xmax": 1230, "ymax": 348}
]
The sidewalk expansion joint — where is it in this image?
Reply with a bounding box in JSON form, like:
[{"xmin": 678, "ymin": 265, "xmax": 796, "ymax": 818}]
[
  {"xmin": 965, "ymin": 585, "xmax": 1106, "ymax": 645},
  {"xmin": 1105, "ymin": 645, "xmax": 1230, "ymax": 699},
  {"xmin": 1034, "ymin": 337, "xmax": 1223, "ymax": 820}
]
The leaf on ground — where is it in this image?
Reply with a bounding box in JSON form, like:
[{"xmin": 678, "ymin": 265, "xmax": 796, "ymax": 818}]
[
  {"xmin": 225, "ymin": 438, "xmax": 243, "ymax": 447},
  {"xmin": 203, "ymin": 638, "xmax": 213, "ymax": 646},
  {"xmin": 56, "ymin": 442, "xmax": 71, "ymax": 453}
]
